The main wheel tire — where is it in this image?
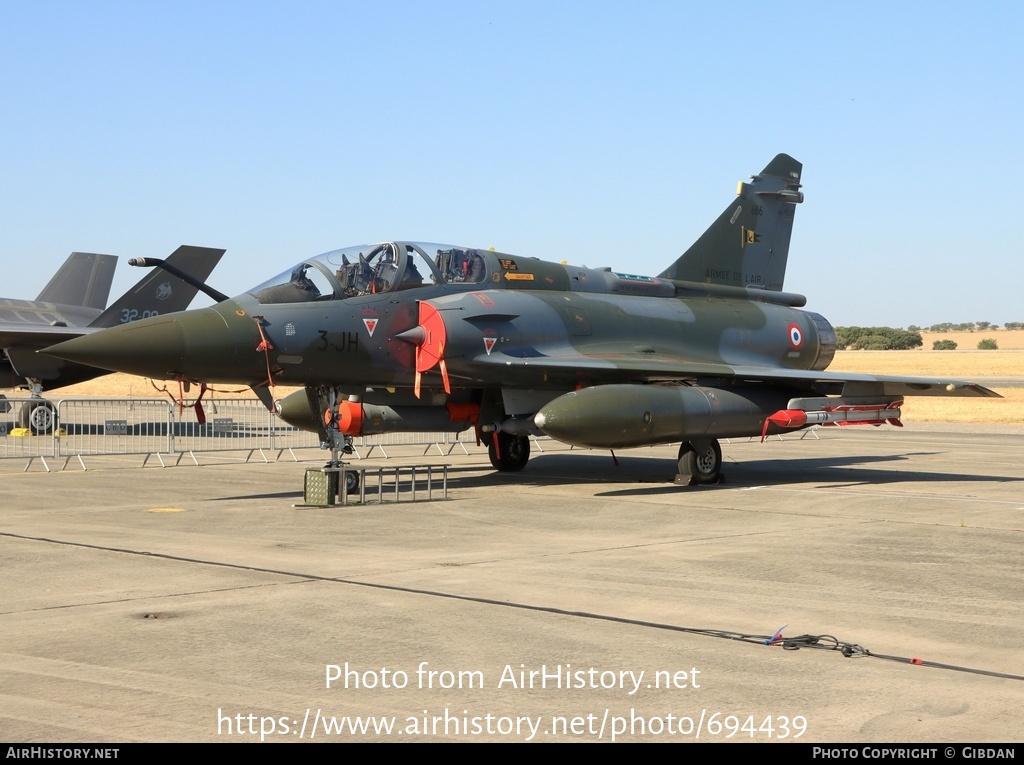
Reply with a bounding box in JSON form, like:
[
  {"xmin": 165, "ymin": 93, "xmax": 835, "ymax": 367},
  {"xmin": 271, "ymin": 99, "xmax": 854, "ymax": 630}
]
[
  {"xmin": 20, "ymin": 400, "xmax": 57, "ymax": 435},
  {"xmin": 487, "ymin": 432, "xmax": 531, "ymax": 472},
  {"xmin": 677, "ymin": 439, "xmax": 722, "ymax": 484}
]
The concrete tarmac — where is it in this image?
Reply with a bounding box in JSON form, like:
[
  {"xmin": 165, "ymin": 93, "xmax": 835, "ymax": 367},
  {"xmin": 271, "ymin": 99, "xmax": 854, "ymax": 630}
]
[{"xmin": 2, "ymin": 427, "xmax": 1022, "ymax": 743}]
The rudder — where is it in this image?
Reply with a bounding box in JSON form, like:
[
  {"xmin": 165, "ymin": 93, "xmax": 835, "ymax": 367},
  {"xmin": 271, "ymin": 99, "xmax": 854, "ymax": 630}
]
[
  {"xmin": 89, "ymin": 245, "xmax": 225, "ymax": 328},
  {"xmin": 659, "ymin": 154, "xmax": 803, "ymax": 292},
  {"xmin": 36, "ymin": 252, "xmax": 118, "ymax": 309}
]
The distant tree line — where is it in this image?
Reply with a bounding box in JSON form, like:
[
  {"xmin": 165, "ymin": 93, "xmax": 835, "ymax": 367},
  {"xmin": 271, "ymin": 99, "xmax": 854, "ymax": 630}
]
[
  {"xmin": 907, "ymin": 321, "xmax": 1024, "ymax": 331},
  {"xmin": 835, "ymin": 327, "xmax": 923, "ymax": 350},
  {"xmin": 838, "ymin": 323, "xmax": 1020, "ymax": 350},
  {"xmin": 929, "ymin": 338, "xmax": 1001, "ymax": 350}
]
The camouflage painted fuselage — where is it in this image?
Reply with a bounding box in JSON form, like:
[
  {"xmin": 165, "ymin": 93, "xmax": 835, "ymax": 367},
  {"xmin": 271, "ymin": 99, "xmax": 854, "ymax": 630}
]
[{"xmin": 48, "ymin": 245, "xmax": 835, "ymax": 395}]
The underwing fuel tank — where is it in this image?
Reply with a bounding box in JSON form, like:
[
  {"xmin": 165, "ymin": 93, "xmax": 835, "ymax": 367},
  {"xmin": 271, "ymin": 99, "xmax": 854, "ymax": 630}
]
[
  {"xmin": 275, "ymin": 388, "xmax": 478, "ymax": 436},
  {"xmin": 534, "ymin": 384, "xmax": 793, "ymax": 449},
  {"xmin": 332, "ymin": 401, "xmax": 479, "ymax": 437}
]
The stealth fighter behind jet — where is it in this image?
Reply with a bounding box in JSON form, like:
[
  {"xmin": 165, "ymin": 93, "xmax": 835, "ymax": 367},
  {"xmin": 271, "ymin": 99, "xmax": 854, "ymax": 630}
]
[{"xmin": 1, "ymin": 245, "xmax": 224, "ymax": 432}]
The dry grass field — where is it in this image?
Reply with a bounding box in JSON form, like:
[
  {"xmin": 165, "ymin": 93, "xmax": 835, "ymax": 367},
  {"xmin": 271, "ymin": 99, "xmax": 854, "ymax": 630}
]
[
  {"xmin": 828, "ymin": 351, "xmax": 1023, "ymax": 424},
  {"xmin": 828, "ymin": 330, "xmax": 1024, "ymax": 424},
  {"xmin": 920, "ymin": 328, "xmax": 1024, "ymax": 350},
  {"xmin": 45, "ymin": 375, "xmax": 304, "ymax": 403},
  {"xmin": 829, "ymin": 350, "xmax": 1024, "ymax": 377},
  {"xmin": 6, "ymin": 332, "xmax": 1023, "ymax": 425}
]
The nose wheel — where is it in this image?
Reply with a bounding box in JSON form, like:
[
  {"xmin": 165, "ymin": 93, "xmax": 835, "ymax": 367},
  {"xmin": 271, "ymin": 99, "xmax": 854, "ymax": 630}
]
[
  {"xmin": 344, "ymin": 469, "xmax": 360, "ymax": 494},
  {"xmin": 677, "ymin": 439, "xmax": 722, "ymax": 485}
]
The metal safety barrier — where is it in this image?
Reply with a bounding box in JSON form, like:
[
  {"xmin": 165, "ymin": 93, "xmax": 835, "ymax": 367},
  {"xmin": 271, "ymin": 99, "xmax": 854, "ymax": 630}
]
[
  {"xmin": 171, "ymin": 397, "xmax": 278, "ymax": 464},
  {"xmin": 270, "ymin": 416, "xmax": 324, "ymax": 456},
  {"xmin": 0, "ymin": 396, "xmax": 58, "ymax": 470},
  {"xmin": 3, "ymin": 393, "xmax": 822, "ymax": 476},
  {"xmin": 57, "ymin": 399, "xmax": 174, "ymax": 468},
  {"xmin": 354, "ymin": 428, "xmax": 477, "ymax": 458},
  {"xmin": 1, "ymin": 396, "xmax": 488, "ymax": 470}
]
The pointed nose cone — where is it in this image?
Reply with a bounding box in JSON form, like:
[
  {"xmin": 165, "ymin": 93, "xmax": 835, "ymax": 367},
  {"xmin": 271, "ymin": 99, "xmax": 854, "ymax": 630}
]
[
  {"xmin": 46, "ymin": 316, "xmax": 191, "ymax": 378},
  {"xmin": 45, "ymin": 306, "xmax": 261, "ymax": 383}
]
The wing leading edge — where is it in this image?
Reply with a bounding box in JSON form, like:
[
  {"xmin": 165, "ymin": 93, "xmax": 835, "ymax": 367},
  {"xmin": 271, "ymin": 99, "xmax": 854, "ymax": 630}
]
[{"xmin": 455, "ymin": 350, "xmax": 1001, "ymax": 398}]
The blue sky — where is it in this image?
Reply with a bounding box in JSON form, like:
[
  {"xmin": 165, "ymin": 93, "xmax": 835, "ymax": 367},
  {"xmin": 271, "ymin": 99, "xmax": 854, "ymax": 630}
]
[{"xmin": 2, "ymin": 1, "xmax": 1021, "ymax": 327}]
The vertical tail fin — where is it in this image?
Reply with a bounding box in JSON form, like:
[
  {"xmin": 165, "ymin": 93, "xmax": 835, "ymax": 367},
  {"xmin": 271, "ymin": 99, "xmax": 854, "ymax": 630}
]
[
  {"xmin": 89, "ymin": 245, "xmax": 225, "ymax": 328},
  {"xmin": 659, "ymin": 154, "xmax": 803, "ymax": 292},
  {"xmin": 35, "ymin": 252, "xmax": 118, "ymax": 309}
]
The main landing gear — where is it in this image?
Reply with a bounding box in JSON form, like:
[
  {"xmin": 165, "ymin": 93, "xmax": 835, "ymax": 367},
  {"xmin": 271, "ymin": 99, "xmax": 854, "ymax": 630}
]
[
  {"xmin": 676, "ymin": 438, "xmax": 722, "ymax": 485},
  {"xmin": 485, "ymin": 431, "xmax": 531, "ymax": 472}
]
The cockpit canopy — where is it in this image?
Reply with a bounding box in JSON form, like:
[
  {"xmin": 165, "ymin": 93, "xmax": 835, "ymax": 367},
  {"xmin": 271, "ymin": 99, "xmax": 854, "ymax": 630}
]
[{"xmin": 248, "ymin": 242, "xmax": 490, "ymax": 305}]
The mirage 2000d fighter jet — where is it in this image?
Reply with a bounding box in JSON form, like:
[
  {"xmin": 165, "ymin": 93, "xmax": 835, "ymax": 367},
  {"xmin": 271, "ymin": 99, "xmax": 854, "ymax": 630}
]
[{"xmin": 45, "ymin": 156, "xmax": 997, "ymax": 481}]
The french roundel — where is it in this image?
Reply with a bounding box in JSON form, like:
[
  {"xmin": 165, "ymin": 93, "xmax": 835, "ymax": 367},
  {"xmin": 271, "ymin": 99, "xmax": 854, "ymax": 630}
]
[{"xmin": 787, "ymin": 323, "xmax": 804, "ymax": 349}]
